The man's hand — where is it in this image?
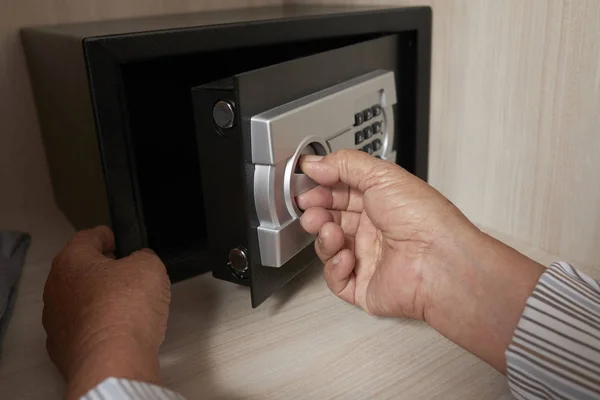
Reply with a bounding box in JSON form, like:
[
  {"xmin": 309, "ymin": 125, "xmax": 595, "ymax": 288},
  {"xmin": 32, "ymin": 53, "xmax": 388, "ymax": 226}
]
[
  {"xmin": 43, "ymin": 226, "xmax": 170, "ymax": 399},
  {"xmin": 298, "ymin": 150, "xmax": 545, "ymax": 373},
  {"xmin": 298, "ymin": 150, "xmax": 475, "ymax": 319}
]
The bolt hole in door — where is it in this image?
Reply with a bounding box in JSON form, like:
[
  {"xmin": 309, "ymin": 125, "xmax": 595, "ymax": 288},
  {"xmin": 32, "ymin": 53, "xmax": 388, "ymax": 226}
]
[{"xmin": 284, "ymin": 139, "xmax": 330, "ymax": 218}]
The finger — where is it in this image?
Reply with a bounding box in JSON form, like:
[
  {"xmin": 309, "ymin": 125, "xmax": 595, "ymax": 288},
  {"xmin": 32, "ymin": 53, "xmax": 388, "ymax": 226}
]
[
  {"xmin": 62, "ymin": 226, "xmax": 115, "ymax": 266},
  {"xmin": 299, "ymin": 155, "xmax": 339, "ymax": 186},
  {"xmin": 126, "ymin": 248, "xmax": 168, "ymax": 276},
  {"xmin": 296, "ymin": 185, "xmax": 332, "ymax": 210},
  {"xmin": 127, "ymin": 248, "xmax": 166, "ymax": 270},
  {"xmin": 301, "ymin": 150, "xmax": 403, "ymax": 192},
  {"xmin": 331, "ymin": 183, "xmax": 364, "ymax": 213},
  {"xmin": 314, "ymin": 222, "xmax": 345, "ymax": 263},
  {"xmin": 300, "ymin": 207, "xmax": 360, "ymax": 237},
  {"xmin": 126, "ymin": 249, "xmax": 170, "ymax": 290},
  {"xmin": 296, "ymin": 182, "xmax": 364, "ymax": 213},
  {"xmin": 324, "ymin": 248, "xmax": 356, "ymax": 304},
  {"xmin": 68, "ymin": 225, "xmax": 115, "ymax": 253}
]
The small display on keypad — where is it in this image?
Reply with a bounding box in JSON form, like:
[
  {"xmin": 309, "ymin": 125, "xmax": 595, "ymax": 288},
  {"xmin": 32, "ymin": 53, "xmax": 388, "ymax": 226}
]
[{"xmin": 355, "ymin": 130, "xmax": 365, "ymax": 145}]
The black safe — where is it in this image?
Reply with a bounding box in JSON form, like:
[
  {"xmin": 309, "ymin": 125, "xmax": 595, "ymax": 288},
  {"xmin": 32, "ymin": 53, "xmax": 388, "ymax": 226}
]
[{"xmin": 22, "ymin": 4, "xmax": 431, "ymax": 307}]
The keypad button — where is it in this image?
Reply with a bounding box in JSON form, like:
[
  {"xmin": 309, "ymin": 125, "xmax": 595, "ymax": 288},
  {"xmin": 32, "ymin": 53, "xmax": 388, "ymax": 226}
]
[
  {"xmin": 355, "ymin": 130, "xmax": 365, "ymax": 145},
  {"xmin": 363, "ymin": 108, "xmax": 374, "ymax": 121},
  {"xmin": 372, "ymin": 105, "xmax": 383, "ymax": 116},
  {"xmin": 354, "ymin": 112, "xmax": 364, "ymax": 126},
  {"xmin": 362, "ymin": 143, "xmax": 373, "ymax": 154},
  {"xmin": 373, "ymin": 121, "xmax": 382, "ymax": 133},
  {"xmin": 363, "ymin": 125, "xmax": 373, "ymax": 139},
  {"xmin": 372, "ymin": 139, "xmax": 382, "ymax": 151}
]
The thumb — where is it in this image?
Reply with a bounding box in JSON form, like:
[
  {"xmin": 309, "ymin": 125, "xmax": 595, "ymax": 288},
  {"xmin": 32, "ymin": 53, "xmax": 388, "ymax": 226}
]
[
  {"xmin": 127, "ymin": 248, "xmax": 165, "ymax": 268},
  {"xmin": 299, "ymin": 149, "xmax": 388, "ymax": 191}
]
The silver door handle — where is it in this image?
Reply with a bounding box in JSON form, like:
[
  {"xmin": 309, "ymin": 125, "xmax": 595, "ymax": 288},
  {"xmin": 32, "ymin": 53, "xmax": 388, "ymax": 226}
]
[{"xmin": 291, "ymin": 173, "xmax": 319, "ymax": 197}]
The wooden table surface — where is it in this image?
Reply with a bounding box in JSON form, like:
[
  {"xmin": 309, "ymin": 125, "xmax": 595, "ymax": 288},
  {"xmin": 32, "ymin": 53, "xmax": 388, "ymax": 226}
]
[
  {"xmin": 0, "ymin": 206, "xmax": 562, "ymax": 400},
  {"xmin": 1, "ymin": 1, "xmax": 598, "ymax": 399}
]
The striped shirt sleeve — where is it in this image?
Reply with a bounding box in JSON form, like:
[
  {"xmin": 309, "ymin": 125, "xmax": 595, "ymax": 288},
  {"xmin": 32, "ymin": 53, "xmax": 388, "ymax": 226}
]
[
  {"xmin": 506, "ymin": 261, "xmax": 600, "ymax": 400},
  {"xmin": 80, "ymin": 378, "xmax": 186, "ymax": 400}
]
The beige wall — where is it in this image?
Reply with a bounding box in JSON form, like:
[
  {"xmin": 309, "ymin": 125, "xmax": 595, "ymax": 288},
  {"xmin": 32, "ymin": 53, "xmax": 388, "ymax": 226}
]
[
  {"xmin": 2, "ymin": 0, "xmax": 599, "ymax": 270},
  {"xmin": 429, "ymin": 0, "xmax": 600, "ymax": 272},
  {"xmin": 299, "ymin": 0, "xmax": 600, "ymax": 271}
]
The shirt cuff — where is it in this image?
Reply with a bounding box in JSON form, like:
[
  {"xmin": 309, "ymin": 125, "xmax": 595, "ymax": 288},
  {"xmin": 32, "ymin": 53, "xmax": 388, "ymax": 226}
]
[
  {"xmin": 81, "ymin": 377, "xmax": 185, "ymax": 400},
  {"xmin": 506, "ymin": 261, "xmax": 600, "ymax": 400}
]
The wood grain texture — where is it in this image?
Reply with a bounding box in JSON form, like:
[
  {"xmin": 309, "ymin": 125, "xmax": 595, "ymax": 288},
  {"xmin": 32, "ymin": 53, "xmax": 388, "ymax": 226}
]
[
  {"xmin": 427, "ymin": 0, "xmax": 600, "ymax": 275},
  {"xmin": 0, "ymin": 205, "xmax": 563, "ymax": 399},
  {"xmin": 296, "ymin": 0, "xmax": 600, "ymax": 274}
]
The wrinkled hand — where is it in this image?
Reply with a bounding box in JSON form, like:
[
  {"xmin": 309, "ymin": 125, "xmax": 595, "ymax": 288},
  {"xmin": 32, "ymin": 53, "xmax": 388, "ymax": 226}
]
[
  {"xmin": 297, "ymin": 150, "xmax": 479, "ymax": 319},
  {"xmin": 298, "ymin": 150, "xmax": 546, "ymax": 373},
  {"xmin": 43, "ymin": 226, "xmax": 170, "ymax": 398}
]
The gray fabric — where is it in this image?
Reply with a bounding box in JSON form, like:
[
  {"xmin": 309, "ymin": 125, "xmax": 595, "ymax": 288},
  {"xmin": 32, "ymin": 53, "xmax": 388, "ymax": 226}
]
[{"xmin": 0, "ymin": 231, "xmax": 31, "ymax": 358}]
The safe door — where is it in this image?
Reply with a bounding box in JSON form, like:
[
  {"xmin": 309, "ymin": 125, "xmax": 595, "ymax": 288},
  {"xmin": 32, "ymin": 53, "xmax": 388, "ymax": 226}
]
[{"xmin": 193, "ymin": 35, "xmax": 415, "ymax": 307}]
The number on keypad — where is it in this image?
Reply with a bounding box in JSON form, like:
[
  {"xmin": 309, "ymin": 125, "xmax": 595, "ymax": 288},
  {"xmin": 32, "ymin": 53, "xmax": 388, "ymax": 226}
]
[{"xmin": 354, "ymin": 104, "xmax": 385, "ymax": 156}]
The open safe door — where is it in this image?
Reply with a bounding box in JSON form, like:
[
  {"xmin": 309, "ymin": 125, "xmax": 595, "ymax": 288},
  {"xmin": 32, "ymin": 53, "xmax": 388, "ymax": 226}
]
[{"xmin": 192, "ymin": 35, "xmax": 420, "ymax": 307}]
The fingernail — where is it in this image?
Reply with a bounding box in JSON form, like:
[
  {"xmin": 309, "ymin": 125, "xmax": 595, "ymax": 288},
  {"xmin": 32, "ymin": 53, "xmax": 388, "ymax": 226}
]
[
  {"xmin": 317, "ymin": 233, "xmax": 324, "ymax": 245},
  {"xmin": 332, "ymin": 252, "xmax": 341, "ymax": 265},
  {"xmin": 302, "ymin": 155, "xmax": 324, "ymax": 163}
]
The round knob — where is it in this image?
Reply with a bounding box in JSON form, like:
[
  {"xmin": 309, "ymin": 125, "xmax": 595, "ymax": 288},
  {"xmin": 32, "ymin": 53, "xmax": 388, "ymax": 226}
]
[
  {"xmin": 227, "ymin": 247, "xmax": 249, "ymax": 279},
  {"xmin": 213, "ymin": 100, "xmax": 236, "ymax": 129},
  {"xmin": 283, "ymin": 137, "xmax": 330, "ymax": 219}
]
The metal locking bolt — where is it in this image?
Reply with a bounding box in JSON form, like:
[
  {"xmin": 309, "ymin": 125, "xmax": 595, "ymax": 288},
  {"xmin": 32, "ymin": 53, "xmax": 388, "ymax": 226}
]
[
  {"xmin": 213, "ymin": 100, "xmax": 236, "ymax": 129},
  {"xmin": 227, "ymin": 247, "xmax": 249, "ymax": 279}
]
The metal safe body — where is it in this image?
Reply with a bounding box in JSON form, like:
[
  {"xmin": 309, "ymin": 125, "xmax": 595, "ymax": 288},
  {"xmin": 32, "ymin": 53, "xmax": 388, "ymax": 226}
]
[{"xmin": 22, "ymin": 5, "xmax": 432, "ymax": 306}]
